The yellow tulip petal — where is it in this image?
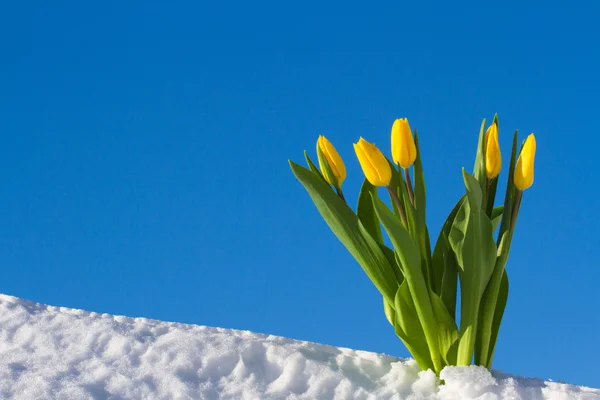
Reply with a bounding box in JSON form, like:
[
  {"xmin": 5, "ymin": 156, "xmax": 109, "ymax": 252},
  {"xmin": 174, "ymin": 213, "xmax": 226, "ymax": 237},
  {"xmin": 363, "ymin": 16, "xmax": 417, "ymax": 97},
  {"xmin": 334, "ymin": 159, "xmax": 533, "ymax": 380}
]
[
  {"xmin": 317, "ymin": 135, "xmax": 346, "ymax": 187},
  {"xmin": 485, "ymin": 123, "xmax": 502, "ymax": 179},
  {"xmin": 354, "ymin": 137, "xmax": 391, "ymax": 186},
  {"xmin": 391, "ymin": 118, "xmax": 417, "ymax": 169},
  {"xmin": 514, "ymin": 134, "xmax": 536, "ymax": 190}
]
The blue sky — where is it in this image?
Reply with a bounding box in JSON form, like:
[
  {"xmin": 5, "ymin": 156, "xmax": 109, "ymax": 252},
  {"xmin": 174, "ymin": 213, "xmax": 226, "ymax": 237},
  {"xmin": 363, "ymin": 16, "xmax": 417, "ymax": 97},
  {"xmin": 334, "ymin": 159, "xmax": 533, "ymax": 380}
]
[{"xmin": 1, "ymin": 0, "xmax": 599, "ymax": 388}]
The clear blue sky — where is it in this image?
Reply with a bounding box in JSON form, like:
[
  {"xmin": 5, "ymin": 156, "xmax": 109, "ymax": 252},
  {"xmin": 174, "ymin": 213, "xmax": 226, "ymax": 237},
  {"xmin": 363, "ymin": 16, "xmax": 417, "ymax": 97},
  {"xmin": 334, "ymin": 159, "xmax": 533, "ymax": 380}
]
[{"xmin": 1, "ymin": 0, "xmax": 598, "ymax": 389}]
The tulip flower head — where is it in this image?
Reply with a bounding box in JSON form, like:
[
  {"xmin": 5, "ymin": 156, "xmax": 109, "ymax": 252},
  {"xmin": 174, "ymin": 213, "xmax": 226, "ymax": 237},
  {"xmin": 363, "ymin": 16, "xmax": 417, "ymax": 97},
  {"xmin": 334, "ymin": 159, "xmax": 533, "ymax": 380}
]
[
  {"xmin": 353, "ymin": 137, "xmax": 392, "ymax": 187},
  {"xmin": 391, "ymin": 118, "xmax": 417, "ymax": 169},
  {"xmin": 514, "ymin": 134, "xmax": 536, "ymax": 190},
  {"xmin": 317, "ymin": 135, "xmax": 346, "ymax": 188},
  {"xmin": 485, "ymin": 122, "xmax": 502, "ymax": 179}
]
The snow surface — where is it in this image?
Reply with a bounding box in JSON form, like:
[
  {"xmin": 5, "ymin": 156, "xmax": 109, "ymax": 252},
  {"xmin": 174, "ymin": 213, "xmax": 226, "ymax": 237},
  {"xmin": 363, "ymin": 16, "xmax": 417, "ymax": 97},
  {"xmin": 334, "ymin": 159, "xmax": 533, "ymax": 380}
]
[{"xmin": 0, "ymin": 294, "xmax": 598, "ymax": 400}]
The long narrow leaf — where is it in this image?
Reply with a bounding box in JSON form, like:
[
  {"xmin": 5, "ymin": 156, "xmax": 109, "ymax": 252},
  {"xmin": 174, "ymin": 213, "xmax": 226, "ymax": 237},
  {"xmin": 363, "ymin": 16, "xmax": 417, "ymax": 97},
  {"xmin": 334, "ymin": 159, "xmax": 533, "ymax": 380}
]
[
  {"xmin": 304, "ymin": 151, "xmax": 327, "ymax": 184},
  {"xmin": 472, "ymin": 118, "xmax": 487, "ymax": 195},
  {"xmin": 440, "ymin": 234, "xmax": 459, "ymax": 321},
  {"xmin": 394, "ymin": 281, "xmax": 435, "ymax": 372},
  {"xmin": 413, "ymin": 131, "xmax": 433, "ymax": 289},
  {"xmin": 488, "ymin": 269, "xmax": 509, "ymax": 363},
  {"xmin": 496, "ymin": 130, "xmax": 520, "ymax": 254},
  {"xmin": 475, "ymin": 130, "xmax": 519, "ymax": 368},
  {"xmin": 432, "ymin": 196, "xmax": 465, "ymax": 319},
  {"xmin": 357, "ymin": 179, "xmax": 383, "ymax": 245},
  {"xmin": 380, "ymin": 244, "xmax": 404, "ymax": 285},
  {"xmin": 476, "ymin": 268, "xmax": 509, "ymax": 367},
  {"xmin": 384, "ymin": 297, "xmax": 395, "ymax": 326},
  {"xmin": 449, "ymin": 170, "xmax": 497, "ymax": 365},
  {"xmin": 372, "ymin": 195, "xmax": 442, "ymax": 373},
  {"xmin": 491, "ymin": 206, "xmax": 504, "ymax": 232},
  {"xmin": 430, "ymin": 290, "xmax": 460, "ymax": 366},
  {"xmin": 290, "ymin": 161, "xmax": 399, "ymax": 303}
]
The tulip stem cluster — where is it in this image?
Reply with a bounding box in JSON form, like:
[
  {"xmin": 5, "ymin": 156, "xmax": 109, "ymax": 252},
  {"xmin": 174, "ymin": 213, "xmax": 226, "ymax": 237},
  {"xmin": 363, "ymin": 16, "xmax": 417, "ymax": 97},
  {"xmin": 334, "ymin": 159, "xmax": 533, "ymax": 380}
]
[{"xmin": 290, "ymin": 115, "xmax": 536, "ymax": 375}]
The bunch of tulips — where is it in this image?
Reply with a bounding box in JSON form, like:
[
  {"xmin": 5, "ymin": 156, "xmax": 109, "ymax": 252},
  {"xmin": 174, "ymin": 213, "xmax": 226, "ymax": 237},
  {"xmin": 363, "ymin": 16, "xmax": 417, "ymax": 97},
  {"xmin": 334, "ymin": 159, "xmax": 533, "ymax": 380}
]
[{"xmin": 289, "ymin": 116, "xmax": 536, "ymax": 375}]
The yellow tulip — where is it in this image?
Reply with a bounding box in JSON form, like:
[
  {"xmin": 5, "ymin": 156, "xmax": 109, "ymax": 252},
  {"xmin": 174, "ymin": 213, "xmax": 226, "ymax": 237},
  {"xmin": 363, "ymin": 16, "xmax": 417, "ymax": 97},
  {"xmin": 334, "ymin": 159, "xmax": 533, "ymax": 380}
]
[
  {"xmin": 485, "ymin": 122, "xmax": 502, "ymax": 179},
  {"xmin": 317, "ymin": 135, "xmax": 346, "ymax": 188},
  {"xmin": 353, "ymin": 137, "xmax": 392, "ymax": 186},
  {"xmin": 391, "ymin": 118, "xmax": 417, "ymax": 169},
  {"xmin": 514, "ymin": 134, "xmax": 536, "ymax": 190}
]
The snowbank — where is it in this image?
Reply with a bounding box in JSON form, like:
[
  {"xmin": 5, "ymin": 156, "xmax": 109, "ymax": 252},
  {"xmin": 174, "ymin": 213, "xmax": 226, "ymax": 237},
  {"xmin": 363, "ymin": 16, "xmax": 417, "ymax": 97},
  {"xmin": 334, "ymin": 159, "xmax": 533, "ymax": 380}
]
[{"xmin": 0, "ymin": 294, "xmax": 597, "ymax": 399}]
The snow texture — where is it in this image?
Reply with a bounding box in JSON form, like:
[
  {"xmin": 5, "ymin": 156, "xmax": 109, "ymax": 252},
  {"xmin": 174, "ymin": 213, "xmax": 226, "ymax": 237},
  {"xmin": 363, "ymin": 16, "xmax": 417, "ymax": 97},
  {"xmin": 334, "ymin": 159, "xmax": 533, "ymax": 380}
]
[{"xmin": 0, "ymin": 294, "xmax": 598, "ymax": 399}]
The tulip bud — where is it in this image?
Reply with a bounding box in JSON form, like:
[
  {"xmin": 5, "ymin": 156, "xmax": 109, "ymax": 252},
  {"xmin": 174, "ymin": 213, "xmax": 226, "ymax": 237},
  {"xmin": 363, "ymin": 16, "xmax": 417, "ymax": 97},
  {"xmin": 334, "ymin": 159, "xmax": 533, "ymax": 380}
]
[
  {"xmin": 391, "ymin": 118, "xmax": 417, "ymax": 169},
  {"xmin": 514, "ymin": 134, "xmax": 536, "ymax": 190},
  {"xmin": 485, "ymin": 122, "xmax": 502, "ymax": 179},
  {"xmin": 317, "ymin": 135, "xmax": 346, "ymax": 188},
  {"xmin": 353, "ymin": 137, "xmax": 392, "ymax": 187}
]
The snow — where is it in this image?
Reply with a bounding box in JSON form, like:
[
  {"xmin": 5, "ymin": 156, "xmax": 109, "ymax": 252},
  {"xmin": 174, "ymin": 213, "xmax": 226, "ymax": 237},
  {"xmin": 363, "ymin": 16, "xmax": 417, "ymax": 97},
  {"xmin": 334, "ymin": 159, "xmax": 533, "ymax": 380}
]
[{"xmin": 0, "ymin": 294, "xmax": 598, "ymax": 400}]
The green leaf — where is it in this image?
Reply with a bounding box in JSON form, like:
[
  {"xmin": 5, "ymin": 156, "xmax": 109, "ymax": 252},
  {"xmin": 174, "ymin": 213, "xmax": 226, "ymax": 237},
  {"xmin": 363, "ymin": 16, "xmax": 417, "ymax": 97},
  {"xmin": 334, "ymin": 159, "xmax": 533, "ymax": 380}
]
[
  {"xmin": 413, "ymin": 131, "xmax": 427, "ymax": 227},
  {"xmin": 399, "ymin": 174, "xmax": 417, "ymax": 238},
  {"xmin": 496, "ymin": 130, "xmax": 520, "ymax": 268},
  {"xmin": 289, "ymin": 161, "xmax": 399, "ymax": 303},
  {"xmin": 393, "ymin": 281, "xmax": 435, "ymax": 372},
  {"xmin": 488, "ymin": 269, "xmax": 509, "ymax": 363},
  {"xmin": 475, "ymin": 131, "xmax": 519, "ymax": 368},
  {"xmin": 413, "ymin": 131, "xmax": 433, "ymax": 289},
  {"xmin": 380, "ymin": 244, "xmax": 404, "ymax": 284},
  {"xmin": 439, "ymin": 242, "xmax": 459, "ymax": 322},
  {"xmin": 430, "ymin": 290, "xmax": 460, "ymax": 366},
  {"xmin": 475, "ymin": 235, "xmax": 511, "ymax": 367},
  {"xmin": 431, "ymin": 196, "xmax": 465, "ymax": 319},
  {"xmin": 384, "ymin": 297, "xmax": 395, "ymax": 326},
  {"xmin": 304, "ymin": 151, "xmax": 327, "ymax": 184},
  {"xmin": 357, "ymin": 179, "xmax": 383, "ymax": 245},
  {"xmin": 449, "ymin": 169, "xmax": 497, "ymax": 365},
  {"xmin": 462, "ymin": 169, "xmax": 484, "ymax": 209},
  {"xmin": 476, "ymin": 268, "xmax": 509, "ymax": 367},
  {"xmin": 389, "ymin": 161, "xmax": 422, "ymax": 281},
  {"xmin": 386, "ymin": 159, "xmax": 407, "ymax": 222},
  {"xmin": 491, "ymin": 206, "xmax": 503, "ymax": 232},
  {"xmin": 372, "ymin": 195, "xmax": 442, "ymax": 373},
  {"xmin": 472, "ymin": 118, "xmax": 487, "ymax": 195}
]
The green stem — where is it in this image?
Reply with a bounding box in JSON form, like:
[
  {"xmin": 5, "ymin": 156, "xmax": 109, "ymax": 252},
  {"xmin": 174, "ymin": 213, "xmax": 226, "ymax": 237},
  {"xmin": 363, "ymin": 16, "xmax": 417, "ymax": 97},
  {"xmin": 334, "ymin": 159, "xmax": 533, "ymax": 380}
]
[
  {"xmin": 387, "ymin": 186, "xmax": 408, "ymax": 228},
  {"xmin": 510, "ymin": 190, "xmax": 523, "ymax": 234},
  {"xmin": 483, "ymin": 178, "xmax": 490, "ymax": 211},
  {"xmin": 404, "ymin": 168, "xmax": 415, "ymax": 206},
  {"xmin": 484, "ymin": 177, "xmax": 499, "ymax": 217}
]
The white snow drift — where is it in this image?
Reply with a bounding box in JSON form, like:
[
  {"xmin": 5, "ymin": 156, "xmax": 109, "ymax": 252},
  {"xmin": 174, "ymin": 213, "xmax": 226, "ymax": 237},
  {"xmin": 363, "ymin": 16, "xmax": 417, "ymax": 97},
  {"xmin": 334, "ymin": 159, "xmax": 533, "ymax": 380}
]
[{"xmin": 0, "ymin": 293, "xmax": 598, "ymax": 399}]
